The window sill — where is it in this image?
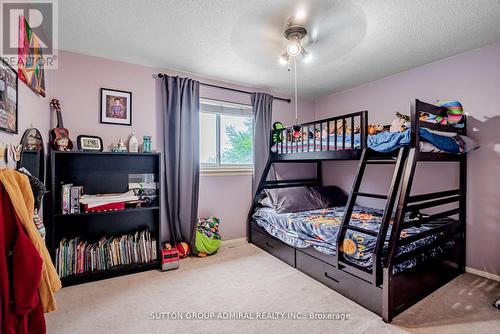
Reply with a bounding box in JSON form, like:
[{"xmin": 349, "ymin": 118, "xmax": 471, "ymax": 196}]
[{"xmin": 200, "ymin": 168, "xmax": 253, "ymax": 177}]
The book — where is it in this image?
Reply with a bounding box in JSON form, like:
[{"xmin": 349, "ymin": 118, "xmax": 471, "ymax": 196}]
[
  {"xmin": 80, "ymin": 191, "xmax": 139, "ymax": 208},
  {"xmin": 61, "ymin": 183, "xmax": 73, "ymax": 214},
  {"xmin": 83, "ymin": 201, "xmax": 125, "ymax": 213},
  {"xmin": 70, "ymin": 186, "xmax": 84, "ymax": 214},
  {"xmin": 54, "ymin": 229, "xmax": 157, "ymax": 277}
]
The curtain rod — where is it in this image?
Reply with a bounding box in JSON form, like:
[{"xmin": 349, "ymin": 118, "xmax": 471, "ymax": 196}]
[{"xmin": 157, "ymin": 73, "xmax": 291, "ymax": 103}]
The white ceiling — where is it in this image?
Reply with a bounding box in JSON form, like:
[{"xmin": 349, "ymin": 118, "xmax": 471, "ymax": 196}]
[{"xmin": 59, "ymin": 0, "xmax": 500, "ymax": 98}]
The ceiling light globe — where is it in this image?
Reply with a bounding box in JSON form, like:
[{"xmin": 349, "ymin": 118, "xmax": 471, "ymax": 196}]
[
  {"xmin": 295, "ymin": 8, "xmax": 306, "ymax": 20},
  {"xmin": 302, "ymin": 52, "xmax": 312, "ymax": 63},
  {"xmin": 287, "ymin": 42, "xmax": 301, "ymax": 57}
]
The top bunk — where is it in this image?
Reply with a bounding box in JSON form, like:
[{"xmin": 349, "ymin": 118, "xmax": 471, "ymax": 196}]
[
  {"xmin": 270, "ymin": 110, "xmax": 368, "ymax": 161},
  {"xmin": 269, "ymin": 99, "xmax": 468, "ymax": 162}
]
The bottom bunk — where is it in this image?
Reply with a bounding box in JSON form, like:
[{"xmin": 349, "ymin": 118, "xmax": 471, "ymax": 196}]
[
  {"xmin": 249, "ymin": 201, "xmax": 464, "ymax": 321},
  {"xmin": 253, "ymin": 205, "xmax": 458, "ymax": 274}
]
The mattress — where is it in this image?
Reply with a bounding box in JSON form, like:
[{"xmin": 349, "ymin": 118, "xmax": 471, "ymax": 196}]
[{"xmin": 253, "ymin": 205, "xmax": 455, "ymax": 274}]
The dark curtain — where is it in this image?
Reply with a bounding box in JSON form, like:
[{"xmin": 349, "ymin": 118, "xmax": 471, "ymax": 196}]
[
  {"xmin": 252, "ymin": 92, "xmax": 273, "ymax": 194},
  {"xmin": 161, "ymin": 75, "xmax": 200, "ymax": 248}
]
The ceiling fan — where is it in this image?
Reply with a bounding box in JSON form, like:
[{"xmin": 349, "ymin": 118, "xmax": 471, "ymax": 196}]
[{"xmin": 279, "ymin": 9, "xmax": 313, "ymax": 65}]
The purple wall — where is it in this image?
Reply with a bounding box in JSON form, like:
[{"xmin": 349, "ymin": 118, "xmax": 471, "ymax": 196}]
[
  {"xmin": 47, "ymin": 51, "xmax": 315, "ymax": 240},
  {"xmin": 315, "ymin": 42, "xmax": 500, "ymax": 276}
]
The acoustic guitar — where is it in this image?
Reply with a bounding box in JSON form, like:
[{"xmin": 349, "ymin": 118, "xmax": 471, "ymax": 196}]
[{"xmin": 49, "ymin": 99, "xmax": 73, "ymax": 151}]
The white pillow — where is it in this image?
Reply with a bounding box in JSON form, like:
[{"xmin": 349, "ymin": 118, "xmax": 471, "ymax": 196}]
[{"xmin": 458, "ymin": 135, "xmax": 480, "ymax": 153}]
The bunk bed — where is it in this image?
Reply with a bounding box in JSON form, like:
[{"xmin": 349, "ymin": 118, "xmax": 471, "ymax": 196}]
[{"xmin": 247, "ymin": 99, "xmax": 467, "ymax": 322}]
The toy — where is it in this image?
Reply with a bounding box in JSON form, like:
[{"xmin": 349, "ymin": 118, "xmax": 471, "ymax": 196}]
[
  {"xmin": 292, "ymin": 125, "xmax": 301, "ymax": 138},
  {"xmin": 271, "ymin": 122, "xmax": 284, "ymax": 144},
  {"xmin": 195, "ymin": 217, "xmax": 222, "ymax": 257},
  {"xmin": 176, "ymin": 241, "xmax": 190, "ymax": 258},
  {"xmin": 420, "ymin": 100, "xmax": 464, "ymax": 126},
  {"xmin": 437, "ymin": 100, "xmax": 464, "ymax": 124},
  {"xmin": 389, "ymin": 112, "xmax": 410, "ymax": 132},
  {"xmin": 368, "ymin": 124, "xmax": 385, "ymax": 135},
  {"xmin": 161, "ymin": 243, "xmax": 179, "ymax": 271}
]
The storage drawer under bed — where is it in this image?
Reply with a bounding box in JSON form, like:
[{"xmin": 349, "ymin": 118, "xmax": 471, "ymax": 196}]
[
  {"xmin": 295, "ymin": 250, "xmax": 382, "ymax": 315},
  {"xmin": 251, "ymin": 228, "xmax": 295, "ymax": 267}
]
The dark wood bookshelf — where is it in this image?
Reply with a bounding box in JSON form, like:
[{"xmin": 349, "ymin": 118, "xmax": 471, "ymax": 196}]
[
  {"xmin": 46, "ymin": 151, "xmax": 162, "ymax": 287},
  {"xmin": 53, "ymin": 206, "xmax": 160, "ymax": 218},
  {"xmin": 61, "ymin": 261, "xmax": 160, "ymax": 287}
]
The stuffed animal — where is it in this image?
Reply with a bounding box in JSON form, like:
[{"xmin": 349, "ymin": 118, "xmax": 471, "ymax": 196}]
[
  {"xmin": 419, "ymin": 100, "xmax": 464, "ymax": 126},
  {"xmin": 368, "ymin": 124, "xmax": 384, "ymax": 135},
  {"xmin": 390, "ymin": 112, "xmax": 410, "ymax": 132},
  {"xmin": 271, "ymin": 122, "xmax": 284, "ymax": 144}
]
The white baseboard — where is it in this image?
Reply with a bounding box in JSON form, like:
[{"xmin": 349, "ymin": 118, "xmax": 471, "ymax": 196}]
[{"xmin": 466, "ymin": 266, "xmax": 500, "ymax": 282}]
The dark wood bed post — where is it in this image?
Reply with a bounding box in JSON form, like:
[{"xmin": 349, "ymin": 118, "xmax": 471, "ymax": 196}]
[
  {"xmin": 360, "ymin": 110, "xmax": 368, "ymax": 150},
  {"xmin": 382, "ymin": 101, "xmax": 420, "ymax": 322},
  {"xmin": 459, "ymin": 115, "xmax": 467, "ymax": 273},
  {"xmin": 247, "ymin": 135, "xmax": 274, "ymax": 243}
]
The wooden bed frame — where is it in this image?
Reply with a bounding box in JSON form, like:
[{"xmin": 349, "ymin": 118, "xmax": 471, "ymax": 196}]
[{"xmin": 247, "ymin": 99, "xmax": 466, "ymax": 322}]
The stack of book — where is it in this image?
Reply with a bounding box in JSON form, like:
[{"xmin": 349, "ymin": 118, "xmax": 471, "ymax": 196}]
[
  {"xmin": 55, "ymin": 229, "xmax": 157, "ymax": 278},
  {"xmin": 73, "ymin": 190, "xmax": 139, "ymax": 214}
]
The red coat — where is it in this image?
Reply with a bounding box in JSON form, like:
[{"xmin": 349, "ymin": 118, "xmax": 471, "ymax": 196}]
[{"xmin": 0, "ymin": 184, "xmax": 45, "ymax": 334}]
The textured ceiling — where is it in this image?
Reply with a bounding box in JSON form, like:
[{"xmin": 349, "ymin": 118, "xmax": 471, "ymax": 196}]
[{"xmin": 59, "ymin": 0, "xmax": 500, "ymax": 97}]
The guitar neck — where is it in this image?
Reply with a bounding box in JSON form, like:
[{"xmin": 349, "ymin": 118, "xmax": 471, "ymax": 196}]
[{"xmin": 56, "ymin": 109, "xmax": 64, "ymax": 129}]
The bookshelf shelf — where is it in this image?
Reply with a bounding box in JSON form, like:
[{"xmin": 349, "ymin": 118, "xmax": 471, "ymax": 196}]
[
  {"xmin": 60, "ymin": 260, "xmax": 160, "ymax": 287},
  {"xmin": 54, "ymin": 206, "xmax": 160, "ymax": 218},
  {"xmin": 46, "ymin": 151, "xmax": 162, "ymax": 287}
]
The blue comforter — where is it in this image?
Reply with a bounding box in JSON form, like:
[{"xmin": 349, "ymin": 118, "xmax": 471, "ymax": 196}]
[
  {"xmin": 368, "ymin": 129, "xmax": 460, "ymax": 153},
  {"xmin": 274, "ymin": 129, "xmax": 460, "ymax": 154}
]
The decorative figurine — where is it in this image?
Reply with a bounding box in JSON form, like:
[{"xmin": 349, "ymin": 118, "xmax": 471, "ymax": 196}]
[
  {"xmin": 117, "ymin": 138, "xmax": 127, "ymax": 152},
  {"xmin": 128, "ymin": 132, "xmax": 139, "ymax": 153}
]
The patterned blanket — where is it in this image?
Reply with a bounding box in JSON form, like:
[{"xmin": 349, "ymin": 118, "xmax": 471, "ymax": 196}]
[{"xmin": 253, "ymin": 205, "xmax": 454, "ymax": 274}]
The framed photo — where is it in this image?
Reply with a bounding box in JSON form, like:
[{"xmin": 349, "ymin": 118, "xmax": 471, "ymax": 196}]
[
  {"xmin": 0, "ymin": 58, "xmax": 18, "ymax": 133},
  {"xmin": 77, "ymin": 135, "xmax": 103, "ymax": 152},
  {"xmin": 100, "ymin": 88, "xmax": 132, "ymax": 126}
]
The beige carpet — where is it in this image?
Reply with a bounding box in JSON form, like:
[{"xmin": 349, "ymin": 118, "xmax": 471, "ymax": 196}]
[{"xmin": 46, "ymin": 238, "xmax": 500, "ymax": 334}]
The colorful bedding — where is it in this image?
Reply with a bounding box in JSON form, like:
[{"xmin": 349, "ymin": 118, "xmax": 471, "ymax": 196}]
[
  {"xmin": 253, "ymin": 205, "xmax": 455, "ymax": 274},
  {"xmin": 272, "ymin": 129, "xmax": 463, "ymax": 154}
]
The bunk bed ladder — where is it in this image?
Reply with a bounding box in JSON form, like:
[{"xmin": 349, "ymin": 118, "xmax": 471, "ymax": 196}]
[{"xmin": 335, "ymin": 147, "xmax": 408, "ymax": 284}]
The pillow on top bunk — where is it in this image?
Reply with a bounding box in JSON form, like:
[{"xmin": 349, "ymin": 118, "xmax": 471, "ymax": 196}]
[
  {"xmin": 263, "ymin": 186, "xmax": 323, "ymax": 214},
  {"xmin": 310, "ymin": 185, "xmax": 348, "ymax": 207}
]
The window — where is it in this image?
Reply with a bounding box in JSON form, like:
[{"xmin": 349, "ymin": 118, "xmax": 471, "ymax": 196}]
[{"xmin": 200, "ymin": 99, "xmax": 253, "ymax": 173}]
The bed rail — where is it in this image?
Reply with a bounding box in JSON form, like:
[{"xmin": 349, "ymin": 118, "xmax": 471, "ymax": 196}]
[
  {"xmin": 270, "ymin": 110, "xmax": 368, "ymax": 158},
  {"xmin": 410, "ymin": 99, "xmax": 466, "ymax": 149}
]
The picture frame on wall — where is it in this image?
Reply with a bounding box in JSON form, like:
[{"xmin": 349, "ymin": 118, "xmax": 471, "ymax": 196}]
[
  {"xmin": 0, "ymin": 58, "xmax": 18, "ymax": 134},
  {"xmin": 77, "ymin": 135, "xmax": 104, "ymax": 152},
  {"xmin": 100, "ymin": 88, "xmax": 132, "ymax": 126}
]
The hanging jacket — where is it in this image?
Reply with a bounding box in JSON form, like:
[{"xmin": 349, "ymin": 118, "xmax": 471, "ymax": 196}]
[
  {"xmin": 0, "ymin": 169, "xmax": 61, "ymax": 313},
  {"xmin": 0, "ymin": 183, "xmax": 46, "ymax": 333}
]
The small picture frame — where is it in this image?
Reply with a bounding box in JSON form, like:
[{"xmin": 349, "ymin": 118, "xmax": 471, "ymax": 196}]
[
  {"xmin": 100, "ymin": 88, "xmax": 132, "ymax": 126},
  {"xmin": 0, "ymin": 58, "xmax": 18, "ymax": 134},
  {"xmin": 77, "ymin": 135, "xmax": 103, "ymax": 152}
]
